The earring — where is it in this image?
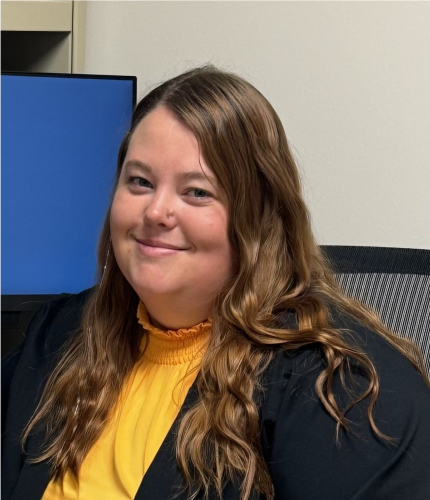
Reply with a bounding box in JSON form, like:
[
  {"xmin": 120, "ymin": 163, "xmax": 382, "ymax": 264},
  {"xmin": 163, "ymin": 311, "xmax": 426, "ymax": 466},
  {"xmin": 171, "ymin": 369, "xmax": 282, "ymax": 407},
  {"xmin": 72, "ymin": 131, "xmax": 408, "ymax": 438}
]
[
  {"xmin": 75, "ymin": 240, "xmax": 112, "ymax": 417},
  {"xmin": 100, "ymin": 237, "xmax": 111, "ymax": 285}
]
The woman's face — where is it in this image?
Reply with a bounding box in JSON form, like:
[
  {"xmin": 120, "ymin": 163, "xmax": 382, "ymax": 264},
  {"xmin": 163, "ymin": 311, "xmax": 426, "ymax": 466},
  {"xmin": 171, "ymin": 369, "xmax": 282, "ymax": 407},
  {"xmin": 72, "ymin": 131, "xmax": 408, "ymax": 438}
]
[{"xmin": 110, "ymin": 105, "xmax": 233, "ymax": 310}]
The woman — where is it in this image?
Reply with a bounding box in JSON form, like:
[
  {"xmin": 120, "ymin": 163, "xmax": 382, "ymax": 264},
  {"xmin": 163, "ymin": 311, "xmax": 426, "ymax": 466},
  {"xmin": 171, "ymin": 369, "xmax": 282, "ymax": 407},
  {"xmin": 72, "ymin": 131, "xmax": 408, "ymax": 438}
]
[{"xmin": 3, "ymin": 65, "xmax": 430, "ymax": 500}]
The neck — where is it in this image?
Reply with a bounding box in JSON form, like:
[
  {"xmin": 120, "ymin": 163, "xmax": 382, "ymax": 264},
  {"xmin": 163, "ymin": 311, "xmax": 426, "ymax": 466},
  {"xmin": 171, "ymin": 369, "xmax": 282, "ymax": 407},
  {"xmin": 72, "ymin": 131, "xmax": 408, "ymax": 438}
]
[{"xmin": 139, "ymin": 293, "xmax": 213, "ymax": 330}]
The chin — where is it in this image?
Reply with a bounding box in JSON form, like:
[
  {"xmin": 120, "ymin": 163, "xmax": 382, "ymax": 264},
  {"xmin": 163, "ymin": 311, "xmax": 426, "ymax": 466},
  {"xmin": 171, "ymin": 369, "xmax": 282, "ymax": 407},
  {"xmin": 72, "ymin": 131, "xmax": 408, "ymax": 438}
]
[{"xmin": 130, "ymin": 276, "xmax": 183, "ymax": 299}]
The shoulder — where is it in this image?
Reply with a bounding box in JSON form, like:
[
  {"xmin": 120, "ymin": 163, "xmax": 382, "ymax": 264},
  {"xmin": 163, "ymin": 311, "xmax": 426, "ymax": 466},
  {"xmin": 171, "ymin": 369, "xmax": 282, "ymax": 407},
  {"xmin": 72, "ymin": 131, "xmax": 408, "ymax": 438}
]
[
  {"xmin": 20, "ymin": 287, "xmax": 92, "ymax": 357},
  {"xmin": 262, "ymin": 308, "xmax": 430, "ymax": 414},
  {"xmin": 2, "ymin": 287, "xmax": 95, "ymax": 483},
  {"xmin": 259, "ymin": 310, "xmax": 430, "ymax": 500},
  {"xmin": 2, "ymin": 287, "xmax": 94, "ymax": 403}
]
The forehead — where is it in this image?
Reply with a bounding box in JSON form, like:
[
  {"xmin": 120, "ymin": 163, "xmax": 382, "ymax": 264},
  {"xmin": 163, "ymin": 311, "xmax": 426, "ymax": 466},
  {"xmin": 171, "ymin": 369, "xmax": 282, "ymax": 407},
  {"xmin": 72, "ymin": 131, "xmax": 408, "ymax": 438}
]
[
  {"xmin": 126, "ymin": 107, "xmax": 197, "ymax": 164},
  {"xmin": 123, "ymin": 106, "xmax": 218, "ymax": 185}
]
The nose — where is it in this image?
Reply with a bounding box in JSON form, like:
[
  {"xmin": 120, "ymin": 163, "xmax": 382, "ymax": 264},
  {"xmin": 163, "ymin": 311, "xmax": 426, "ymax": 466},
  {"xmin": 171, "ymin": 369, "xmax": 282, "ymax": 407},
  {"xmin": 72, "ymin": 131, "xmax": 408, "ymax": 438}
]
[{"xmin": 143, "ymin": 190, "xmax": 177, "ymax": 228}]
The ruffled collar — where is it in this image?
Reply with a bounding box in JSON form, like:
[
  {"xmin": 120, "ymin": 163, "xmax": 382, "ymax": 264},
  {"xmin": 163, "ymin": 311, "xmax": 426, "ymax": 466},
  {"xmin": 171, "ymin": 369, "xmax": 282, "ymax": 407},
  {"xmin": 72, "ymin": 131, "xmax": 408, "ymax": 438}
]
[{"xmin": 136, "ymin": 301, "xmax": 211, "ymax": 365}]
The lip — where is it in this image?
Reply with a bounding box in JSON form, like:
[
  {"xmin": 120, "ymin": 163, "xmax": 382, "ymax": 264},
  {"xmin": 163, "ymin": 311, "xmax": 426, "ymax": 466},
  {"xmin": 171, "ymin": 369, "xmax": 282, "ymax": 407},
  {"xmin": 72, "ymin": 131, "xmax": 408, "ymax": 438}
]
[
  {"xmin": 136, "ymin": 239, "xmax": 185, "ymax": 250},
  {"xmin": 135, "ymin": 238, "xmax": 186, "ymax": 257}
]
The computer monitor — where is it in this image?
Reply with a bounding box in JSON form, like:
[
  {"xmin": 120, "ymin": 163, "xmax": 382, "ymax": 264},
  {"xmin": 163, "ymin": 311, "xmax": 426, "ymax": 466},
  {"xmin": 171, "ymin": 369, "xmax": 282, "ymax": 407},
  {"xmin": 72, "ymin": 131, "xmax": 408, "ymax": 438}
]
[{"xmin": 2, "ymin": 72, "xmax": 136, "ymax": 311}]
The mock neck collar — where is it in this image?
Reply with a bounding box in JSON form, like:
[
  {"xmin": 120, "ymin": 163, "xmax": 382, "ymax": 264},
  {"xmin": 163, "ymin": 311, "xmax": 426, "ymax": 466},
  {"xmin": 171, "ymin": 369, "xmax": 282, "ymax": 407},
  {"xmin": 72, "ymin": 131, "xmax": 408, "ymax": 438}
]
[{"xmin": 136, "ymin": 301, "xmax": 211, "ymax": 365}]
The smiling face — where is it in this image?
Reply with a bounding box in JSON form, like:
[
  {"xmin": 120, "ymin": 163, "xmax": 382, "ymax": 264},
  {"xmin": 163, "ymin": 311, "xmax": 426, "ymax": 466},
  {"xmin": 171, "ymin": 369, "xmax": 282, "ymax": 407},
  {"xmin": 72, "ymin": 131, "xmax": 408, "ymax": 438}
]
[{"xmin": 110, "ymin": 105, "xmax": 233, "ymax": 322}]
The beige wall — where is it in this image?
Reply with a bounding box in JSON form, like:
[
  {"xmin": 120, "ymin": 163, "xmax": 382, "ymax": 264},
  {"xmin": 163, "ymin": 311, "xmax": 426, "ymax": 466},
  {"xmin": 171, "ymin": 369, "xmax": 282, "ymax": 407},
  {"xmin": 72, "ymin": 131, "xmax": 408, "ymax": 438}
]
[{"xmin": 83, "ymin": 1, "xmax": 430, "ymax": 249}]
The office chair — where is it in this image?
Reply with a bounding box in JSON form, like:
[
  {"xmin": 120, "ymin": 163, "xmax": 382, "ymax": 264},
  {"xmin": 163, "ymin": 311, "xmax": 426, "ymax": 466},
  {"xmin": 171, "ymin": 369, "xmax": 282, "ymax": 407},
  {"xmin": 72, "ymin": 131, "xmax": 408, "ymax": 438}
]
[{"xmin": 322, "ymin": 246, "xmax": 430, "ymax": 376}]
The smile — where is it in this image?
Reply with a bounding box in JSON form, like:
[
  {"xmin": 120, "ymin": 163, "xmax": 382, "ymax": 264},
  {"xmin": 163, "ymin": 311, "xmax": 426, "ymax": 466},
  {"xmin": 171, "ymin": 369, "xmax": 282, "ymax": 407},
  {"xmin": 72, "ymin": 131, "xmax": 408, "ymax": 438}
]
[{"xmin": 136, "ymin": 240, "xmax": 185, "ymax": 257}]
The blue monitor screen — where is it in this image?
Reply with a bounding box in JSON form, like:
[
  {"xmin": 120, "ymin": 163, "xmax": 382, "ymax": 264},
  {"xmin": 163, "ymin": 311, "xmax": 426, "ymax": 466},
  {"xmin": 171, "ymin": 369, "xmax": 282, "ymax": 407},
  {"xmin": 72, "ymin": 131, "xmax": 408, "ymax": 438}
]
[{"xmin": 1, "ymin": 73, "xmax": 136, "ymax": 295}]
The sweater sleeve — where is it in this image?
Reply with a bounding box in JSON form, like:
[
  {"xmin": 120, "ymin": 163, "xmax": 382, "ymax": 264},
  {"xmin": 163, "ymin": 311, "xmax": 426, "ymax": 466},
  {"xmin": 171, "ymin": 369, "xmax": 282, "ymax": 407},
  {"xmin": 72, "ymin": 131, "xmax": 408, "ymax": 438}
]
[{"xmin": 262, "ymin": 322, "xmax": 430, "ymax": 500}]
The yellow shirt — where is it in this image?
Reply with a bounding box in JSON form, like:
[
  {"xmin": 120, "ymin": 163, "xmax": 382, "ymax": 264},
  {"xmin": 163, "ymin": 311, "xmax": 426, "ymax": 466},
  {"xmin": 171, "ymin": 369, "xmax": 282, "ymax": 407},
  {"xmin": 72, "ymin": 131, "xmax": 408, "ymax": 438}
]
[{"xmin": 42, "ymin": 302, "xmax": 210, "ymax": 500}]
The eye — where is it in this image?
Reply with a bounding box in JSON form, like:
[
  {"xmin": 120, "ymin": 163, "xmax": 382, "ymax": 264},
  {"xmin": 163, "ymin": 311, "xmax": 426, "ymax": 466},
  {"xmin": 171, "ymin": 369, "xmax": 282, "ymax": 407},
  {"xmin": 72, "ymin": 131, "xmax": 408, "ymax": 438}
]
[
  {"xmin": 186, "ymin": 188, "xmax": 211, "ymax": 199},
  {"xmin": 128, "ymin": 176, "xmax": 153, "ymax": 189}
]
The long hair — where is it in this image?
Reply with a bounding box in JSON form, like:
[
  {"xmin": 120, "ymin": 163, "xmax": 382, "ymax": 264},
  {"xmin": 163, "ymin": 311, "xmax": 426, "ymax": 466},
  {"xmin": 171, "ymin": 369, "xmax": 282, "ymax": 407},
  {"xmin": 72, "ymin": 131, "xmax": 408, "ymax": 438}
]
[{"xmin": 23, "ymin": 65, "xmax": 428, "ymax": 500}]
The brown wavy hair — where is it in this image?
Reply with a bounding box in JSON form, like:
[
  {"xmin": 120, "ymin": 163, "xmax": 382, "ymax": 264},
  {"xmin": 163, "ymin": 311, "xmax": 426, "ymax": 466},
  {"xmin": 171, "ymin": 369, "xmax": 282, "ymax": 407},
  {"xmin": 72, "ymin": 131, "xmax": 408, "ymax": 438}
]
[{"xmin": 23, "ymin": 65, "xmax": 428, "ymax": 500}]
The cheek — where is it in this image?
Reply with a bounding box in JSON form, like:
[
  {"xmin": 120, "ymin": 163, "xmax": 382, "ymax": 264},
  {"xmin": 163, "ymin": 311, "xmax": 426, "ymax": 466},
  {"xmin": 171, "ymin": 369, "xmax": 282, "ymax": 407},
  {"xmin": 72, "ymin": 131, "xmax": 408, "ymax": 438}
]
[
  {"xmin": 110, "ymin": 192, "xmax": 136, "ymax": 236},
  {"xmin": 109, "ymin": 194, "xmax": 138, "ymax": 279},
  {"xmin": 109, "ymin": 194, "xmax": 138, "ymax": 269},
  {"xmin": 109, "ymin": 199, "xmax": 124, "ymax": 248},
  {"xmin": 110, "ymin": 197, "xmax": 123, "ymax": 232},
  {"xmin": 110, "ymin": 198, "xmax": 124, "ymax": 260},
  {"xmin": 190, "ymin": 209, "xmax": 232, "ymax": 263}
]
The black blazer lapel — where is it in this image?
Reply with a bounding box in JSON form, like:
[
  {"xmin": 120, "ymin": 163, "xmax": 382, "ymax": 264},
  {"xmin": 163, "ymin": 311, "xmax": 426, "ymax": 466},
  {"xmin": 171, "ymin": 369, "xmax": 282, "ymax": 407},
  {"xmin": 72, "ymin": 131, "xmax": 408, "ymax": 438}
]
[
  {"xmin": 9, "ymin": 429, "xmax": 51, "ymax": 500},
  {"xmin": 8, "ymin": 370, "xmax": 259, "ymax": 500},
  {"xmin": 134, "ymin": 382, "xmax": 199, "ymax": 500},
  {"xmin": 8, "ymin": 383, "xmax": 199, "ymax": 500},
  {"xmin": 9, "ymin": 382, "xmax": 199, "ymax": 500},
  {"xmin": 10, "ymin": 461, "xmax": 51, "ymax": 500}
]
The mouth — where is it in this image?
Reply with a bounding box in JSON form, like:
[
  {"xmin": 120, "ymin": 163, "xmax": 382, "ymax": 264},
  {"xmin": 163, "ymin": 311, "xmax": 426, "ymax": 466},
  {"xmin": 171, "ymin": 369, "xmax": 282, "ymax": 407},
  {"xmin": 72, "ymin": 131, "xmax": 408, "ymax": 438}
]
[
  {"xmin": 136, "ymin": 238, "xmax": 186, "ymax": 251},
  {"xmin": 135, "ymin": 238, "xmax": 188, "ymax": 257}
]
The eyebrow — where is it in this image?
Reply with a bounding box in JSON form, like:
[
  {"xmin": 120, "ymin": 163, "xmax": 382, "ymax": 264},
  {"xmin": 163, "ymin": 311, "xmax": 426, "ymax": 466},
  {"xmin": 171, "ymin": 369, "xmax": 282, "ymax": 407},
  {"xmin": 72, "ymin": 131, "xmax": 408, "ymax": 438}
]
[{"xmin": 123, "ymin": 160, "xmax": 217, "ymax": 184}]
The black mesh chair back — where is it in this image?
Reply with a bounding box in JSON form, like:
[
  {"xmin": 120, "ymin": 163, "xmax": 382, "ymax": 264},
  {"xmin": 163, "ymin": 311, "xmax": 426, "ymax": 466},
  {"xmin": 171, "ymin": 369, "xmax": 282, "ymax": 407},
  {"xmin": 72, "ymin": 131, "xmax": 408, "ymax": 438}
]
[{"xmin": 322, "ymin": 246, "xmax": 430, "ymax": 376}]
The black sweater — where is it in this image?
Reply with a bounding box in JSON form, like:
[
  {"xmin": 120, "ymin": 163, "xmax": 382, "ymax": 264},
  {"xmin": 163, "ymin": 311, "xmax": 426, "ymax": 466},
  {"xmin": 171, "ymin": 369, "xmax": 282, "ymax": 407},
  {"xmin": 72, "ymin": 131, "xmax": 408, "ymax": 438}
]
[{"xmin": 2, "ymin": 288, "xmax": 430, "ymax": 500}]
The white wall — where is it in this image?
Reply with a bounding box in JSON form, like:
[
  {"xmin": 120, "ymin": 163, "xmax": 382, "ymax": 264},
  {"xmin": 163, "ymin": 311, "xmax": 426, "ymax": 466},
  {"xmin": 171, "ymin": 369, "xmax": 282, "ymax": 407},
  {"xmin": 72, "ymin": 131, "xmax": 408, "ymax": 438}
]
[{"xmin": 84, "ymin": 1, "xmax": 430, "ymax": 249}]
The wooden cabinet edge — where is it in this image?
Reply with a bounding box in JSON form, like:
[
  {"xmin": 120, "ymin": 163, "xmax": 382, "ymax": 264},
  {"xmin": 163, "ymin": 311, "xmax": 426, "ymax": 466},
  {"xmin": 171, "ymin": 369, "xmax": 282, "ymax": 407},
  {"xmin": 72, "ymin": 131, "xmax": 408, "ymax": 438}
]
[
  {"xmin": 72, "ymin": 1, "xmax": 86, "ymax": 73},
  {"xmin": 1, "ymin": 1, "xmax": 73, "ymax": 32}
]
